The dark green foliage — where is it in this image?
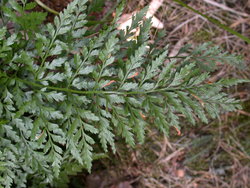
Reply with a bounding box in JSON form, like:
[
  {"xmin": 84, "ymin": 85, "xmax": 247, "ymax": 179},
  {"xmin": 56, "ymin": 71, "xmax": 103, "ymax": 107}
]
[
  {"xmin": 0, "ymin": 0, "xmax": 248, "ymax": 187},
  {"xmin": 87, "ymin": 0, "xmax": 105, "ymax": 13},
  {"xmin": 2, "ymin": 0, "xmax": 47, "ymax": 38}
]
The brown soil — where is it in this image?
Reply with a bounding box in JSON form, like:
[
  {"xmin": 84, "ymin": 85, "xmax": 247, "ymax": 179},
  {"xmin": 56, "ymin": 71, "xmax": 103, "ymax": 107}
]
[
  {"xmin": 37, "ymin": 0, "xmax": 72, "ymax": 12},
  {"xmin": 32, "ymin": 0, "xmax": 73, "ymax": 21}
]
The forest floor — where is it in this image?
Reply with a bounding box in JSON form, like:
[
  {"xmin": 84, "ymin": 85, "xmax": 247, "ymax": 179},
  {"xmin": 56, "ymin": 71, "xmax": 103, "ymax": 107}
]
[{"xmin": 41, "ymin": 0, "xmax": 250, "ymax": 187}]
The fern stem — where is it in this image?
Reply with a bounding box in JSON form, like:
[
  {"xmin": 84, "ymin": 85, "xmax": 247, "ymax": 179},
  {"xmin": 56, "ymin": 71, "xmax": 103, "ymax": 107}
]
[
  {"xmin": 36, "ymin": 16, "xmax": 64, "ymax": 79},
  {"xmin": 14, "ymin": 76, "xmax": 201, "ymax": 96},
  {"xmin": 67, "ymin": 51, "xmax": 92, "ymax": 89},
  {"xmin": 168, "ymin": 56, "xmax": 187, "ymax": 59},
  {"xmin": 34, "ymin": 0, "xmax": 59, "ymax": 15}
]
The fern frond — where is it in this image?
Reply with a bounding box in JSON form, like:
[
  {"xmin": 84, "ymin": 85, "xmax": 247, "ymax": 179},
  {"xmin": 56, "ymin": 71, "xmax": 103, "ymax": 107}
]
[{"xmin": 0, "ymin": 0, "xmax": 248, "ymax": 187}]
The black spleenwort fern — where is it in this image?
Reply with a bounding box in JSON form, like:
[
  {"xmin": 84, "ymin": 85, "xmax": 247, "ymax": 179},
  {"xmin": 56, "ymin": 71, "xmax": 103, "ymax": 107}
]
[{"xmin": 0, "ymin": 0, "xmax": 248, "ymax": 187}]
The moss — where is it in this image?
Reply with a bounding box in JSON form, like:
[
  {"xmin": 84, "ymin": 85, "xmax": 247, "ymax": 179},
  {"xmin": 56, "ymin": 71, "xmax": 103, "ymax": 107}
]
[{"xmin": 192, "ymin": 30, "xmax": 214, "ymax": 43}]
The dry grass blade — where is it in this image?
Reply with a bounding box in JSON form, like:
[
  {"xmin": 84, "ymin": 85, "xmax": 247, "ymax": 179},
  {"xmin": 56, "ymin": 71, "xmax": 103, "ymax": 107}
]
[{"xmin": 203, "ymin": 0, "xmax": 249, "ymax": 17}]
